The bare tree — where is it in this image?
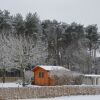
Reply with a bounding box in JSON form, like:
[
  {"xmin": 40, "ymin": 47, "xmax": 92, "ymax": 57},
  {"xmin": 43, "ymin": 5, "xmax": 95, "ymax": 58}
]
[
  {"xmin": 0, "ymin": 33, "xmax": 13, "ymax": 83},
  {"xmin": 11, "ymin": 34, "xmax": 32, "ymax": 86}
]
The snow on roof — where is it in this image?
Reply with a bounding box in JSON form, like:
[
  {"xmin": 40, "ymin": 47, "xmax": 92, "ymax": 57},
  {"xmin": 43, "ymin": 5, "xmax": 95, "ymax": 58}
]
[
  {"xmin": 84, "ymin": 74, "xmax": 100, "ymax": 78},
  {"xmin": 36, "ymin": 65, "xmax": 70, "ymax": 71}
]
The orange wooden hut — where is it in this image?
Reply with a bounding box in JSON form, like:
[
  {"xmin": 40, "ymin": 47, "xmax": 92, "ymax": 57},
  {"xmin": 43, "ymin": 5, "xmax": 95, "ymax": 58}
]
[{"xmin": 32, "ymin": 65, "xmax": 70, "ymax": 86}]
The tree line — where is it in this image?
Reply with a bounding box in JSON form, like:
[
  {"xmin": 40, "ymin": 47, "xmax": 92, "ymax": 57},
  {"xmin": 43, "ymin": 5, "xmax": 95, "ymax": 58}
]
[{"xmin": 0, "ymin": 9, "xmax": 100, "ymax": 74}]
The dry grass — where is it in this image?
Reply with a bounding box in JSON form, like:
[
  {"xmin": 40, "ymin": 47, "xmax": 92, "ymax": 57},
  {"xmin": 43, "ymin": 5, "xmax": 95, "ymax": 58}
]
[
  {"xmin": 0, "ymin": 86, "xmax": 100, "ymax": 99},
  {"xmin": 0, "ymin": 96, "xmax": 6, "ymax": 100}
]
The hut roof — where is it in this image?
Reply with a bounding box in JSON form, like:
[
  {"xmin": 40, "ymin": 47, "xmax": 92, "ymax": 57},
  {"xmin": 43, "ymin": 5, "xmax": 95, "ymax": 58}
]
[{"xmin": 33, "ymin": 65, "xmax": 70, "ymax": 71}]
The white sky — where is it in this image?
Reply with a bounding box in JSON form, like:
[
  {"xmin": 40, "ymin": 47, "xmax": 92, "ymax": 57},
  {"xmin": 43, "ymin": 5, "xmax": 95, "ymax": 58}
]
[{"xmin": 0, "ymin": 0, "xmax": 100, "ymax": 30}]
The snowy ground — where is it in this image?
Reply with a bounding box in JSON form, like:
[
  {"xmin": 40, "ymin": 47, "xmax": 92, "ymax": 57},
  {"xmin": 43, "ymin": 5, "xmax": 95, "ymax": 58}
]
[
  {"xmin": 0, "ymin": 82, "xmax": 40, "ymax": 88},
  {"xmin": 0, "ymin": 82, "xmax": 100, "ymax": 88},
  {"xmin": 20, "ymin": 95, "xmax": 100, "ymax": 100},
  {"xmin": 0, "ymin": 82, "xmax": 22, "ymax": 87}
]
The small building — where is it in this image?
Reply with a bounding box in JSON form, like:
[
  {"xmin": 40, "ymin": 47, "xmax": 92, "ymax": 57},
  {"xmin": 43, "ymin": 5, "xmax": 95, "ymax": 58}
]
[
  {"xmin": 32, "ymin": 65, "xmax": 70, "ymax": 86},
  {"xmin": 82, "ymin": 74, "xmax": 100, "ymax": 85}
]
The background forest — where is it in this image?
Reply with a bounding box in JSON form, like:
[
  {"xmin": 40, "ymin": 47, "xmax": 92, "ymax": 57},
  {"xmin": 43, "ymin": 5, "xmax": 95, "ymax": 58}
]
[{"xmin": 0, "ymin": 9, "xmax": 100, "ymax": 74}]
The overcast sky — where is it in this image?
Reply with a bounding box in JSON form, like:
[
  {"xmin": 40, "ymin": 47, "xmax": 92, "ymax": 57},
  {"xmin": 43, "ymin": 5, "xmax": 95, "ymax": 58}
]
[{"xmin": 0, "ymin": 0, "xmax": 100, "ymax": 30}]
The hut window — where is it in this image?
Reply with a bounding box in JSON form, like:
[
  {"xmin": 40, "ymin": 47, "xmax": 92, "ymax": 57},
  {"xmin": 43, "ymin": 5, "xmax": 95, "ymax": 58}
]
[{"xmin": 39, "ymin": 72, "xmax": 44, "ymax": 78}]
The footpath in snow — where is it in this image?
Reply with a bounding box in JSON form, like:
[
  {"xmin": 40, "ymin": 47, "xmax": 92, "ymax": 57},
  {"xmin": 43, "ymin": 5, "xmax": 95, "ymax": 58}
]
[
  {"xmin": 0, "ymin": 83, "xmax": 39, "ymax": 88},
  {"xmin": 20, "ymin": 95, "xmax": 100, "ymax": 100}
]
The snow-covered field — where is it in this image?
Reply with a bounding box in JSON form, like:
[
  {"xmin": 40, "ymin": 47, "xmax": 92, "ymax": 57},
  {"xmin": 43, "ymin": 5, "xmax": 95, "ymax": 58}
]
[
  {"xmin": 0, "ymin": 82, "xmax": 40, "ymax": 88},
  {"xmin": 20, "ymin": 95, "xmax": 100, "ymax": 100},
  {"xmin": 0, "ymin": 82, "xmax": 99, "ymax": 88},
  {"xmin": 0, "ymin": 83, "xmax": 22, "ymax": 87}
]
